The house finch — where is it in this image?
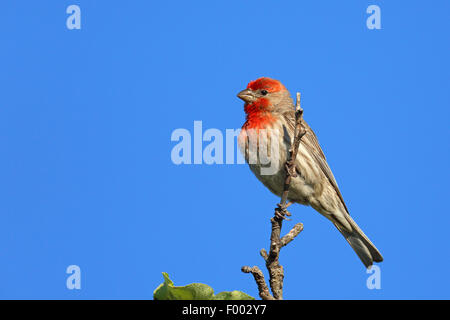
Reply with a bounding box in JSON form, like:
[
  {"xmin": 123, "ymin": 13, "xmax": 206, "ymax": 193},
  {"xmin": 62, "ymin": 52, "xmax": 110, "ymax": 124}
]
[{"xmin": 237, "ymin": 77, "xmax": 383, "ymax": 268}]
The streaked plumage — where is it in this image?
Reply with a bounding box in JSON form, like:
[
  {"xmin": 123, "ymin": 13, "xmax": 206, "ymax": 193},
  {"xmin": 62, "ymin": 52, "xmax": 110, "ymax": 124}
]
[{"xmin": 237, "ymin": 77, "xmax": 383, "ymax": 268}]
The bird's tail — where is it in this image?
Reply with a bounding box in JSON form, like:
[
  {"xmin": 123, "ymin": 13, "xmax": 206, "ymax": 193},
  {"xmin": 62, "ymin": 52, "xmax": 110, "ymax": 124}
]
[{"xmin": 334, "ymin": 215, "xmax": 383, "ymax": 268}]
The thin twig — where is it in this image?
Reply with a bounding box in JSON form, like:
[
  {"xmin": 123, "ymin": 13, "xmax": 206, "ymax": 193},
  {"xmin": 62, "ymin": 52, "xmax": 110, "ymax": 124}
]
[
  {"xmin": 281, "ymin": 223, "xmax": 304, "ymax": 247},
  {"xmin": 242, "ymin": 92, "xmax": 306, "ymax": 300},
  {"xmin": 241, "ymin": 266, "xmax": 274, "ymax": 300},
  {"xmin": 278, "ymin": 92, "xmax": 306, "ymax": 210}
]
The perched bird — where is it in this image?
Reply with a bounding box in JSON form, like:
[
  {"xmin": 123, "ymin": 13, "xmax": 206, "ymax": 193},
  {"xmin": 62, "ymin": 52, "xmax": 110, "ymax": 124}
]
[{"xmin": 237, "ymin": 77, "xmax": 383, "ymax": 268}]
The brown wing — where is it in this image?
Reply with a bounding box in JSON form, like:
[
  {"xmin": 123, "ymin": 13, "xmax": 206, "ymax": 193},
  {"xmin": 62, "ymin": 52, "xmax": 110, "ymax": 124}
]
[{"xmin": 281, "ymin": 111, "xmax": 349, "ymax": 213}]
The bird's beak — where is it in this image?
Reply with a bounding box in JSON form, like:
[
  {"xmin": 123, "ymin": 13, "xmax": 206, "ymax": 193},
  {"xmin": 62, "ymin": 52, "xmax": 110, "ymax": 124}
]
[{"xmin": 237, "ymin": 89, "xmax": 255, "ymax": 103}]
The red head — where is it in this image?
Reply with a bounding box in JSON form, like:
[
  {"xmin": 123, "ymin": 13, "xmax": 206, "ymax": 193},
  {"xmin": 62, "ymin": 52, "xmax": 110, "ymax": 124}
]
[
  {"xmin": 237, "ymin": 77, "xmax": 291, "ymax": 107},
  {"xmin": 237, "ymin": 77, "xmax": 293, "ymax": 129},
  {"xmin": 246, "ymin": 77, "xmax": 287, "ymax": 93}
]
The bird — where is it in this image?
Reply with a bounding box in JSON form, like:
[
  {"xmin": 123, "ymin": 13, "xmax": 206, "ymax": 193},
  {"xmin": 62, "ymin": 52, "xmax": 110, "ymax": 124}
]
[{"xmin": 237, "ymin": 77, "xmax": 383, "ymax": 268}]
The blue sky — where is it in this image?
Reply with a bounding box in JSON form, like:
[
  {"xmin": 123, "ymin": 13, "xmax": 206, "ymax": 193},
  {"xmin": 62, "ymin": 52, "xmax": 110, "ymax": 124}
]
[{"xmin": 0, "ymin": 1, "xmax": 449, "ymax": 299}]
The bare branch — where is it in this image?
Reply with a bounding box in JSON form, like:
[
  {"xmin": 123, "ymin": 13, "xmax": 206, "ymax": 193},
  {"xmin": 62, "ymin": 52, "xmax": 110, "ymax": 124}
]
[
  {"xmin": 241, "ymin": 266, "xmax": 274, "ymax": 300},
  {"xmin": 281, "ymin": 223, "xmax": 304, "ymax": 247},
  {"xmin": 260, "ymin": 249, "xmax": 268, "ymax": 261}
]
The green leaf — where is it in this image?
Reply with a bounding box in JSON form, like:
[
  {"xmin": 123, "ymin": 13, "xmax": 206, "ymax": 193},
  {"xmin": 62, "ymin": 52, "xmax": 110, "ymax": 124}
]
[
  {"xmin": 212, "ymin": 291, "xmax": 255, "ymax": 300},
  {"xmin": 153, "ymin": 272, "xmax": 214, "ymax": 300},
  {"xmin": 153, "ymin": 273, "xmax": 254, "ymax": 300}
]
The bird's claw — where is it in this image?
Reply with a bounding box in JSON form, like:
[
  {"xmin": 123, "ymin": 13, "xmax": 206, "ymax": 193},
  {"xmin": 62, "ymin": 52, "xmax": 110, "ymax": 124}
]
[
  {"xmin": 285, "ymin": 162, "xmax": 297, "ymax": 178},
  {"xmin": 275, "ymin": 203, "xmax": 292, "ymax": 220}
]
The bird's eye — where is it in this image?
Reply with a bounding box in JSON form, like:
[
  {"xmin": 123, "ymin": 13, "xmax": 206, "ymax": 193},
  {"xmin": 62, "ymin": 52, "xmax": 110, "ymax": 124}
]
[{"xmin": 261, "ymin": 90, "xmax": 268, "ymax": 96}]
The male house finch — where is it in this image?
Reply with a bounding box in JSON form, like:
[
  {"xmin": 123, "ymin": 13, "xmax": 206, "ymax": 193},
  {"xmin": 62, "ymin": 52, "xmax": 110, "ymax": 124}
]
[{"xmin": 237, "ymin": 77, "xmax": 383, "ymax": 268}]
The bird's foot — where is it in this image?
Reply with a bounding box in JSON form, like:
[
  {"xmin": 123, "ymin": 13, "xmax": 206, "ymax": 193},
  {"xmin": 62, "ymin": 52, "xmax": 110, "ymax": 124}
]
[
  {"xmin": 284, "ymin": 162, "xmax": 297, "ymax": 178},
  {"xmin": 275, "ymin": 203, "xmax": 292, "ymax": 220}
]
